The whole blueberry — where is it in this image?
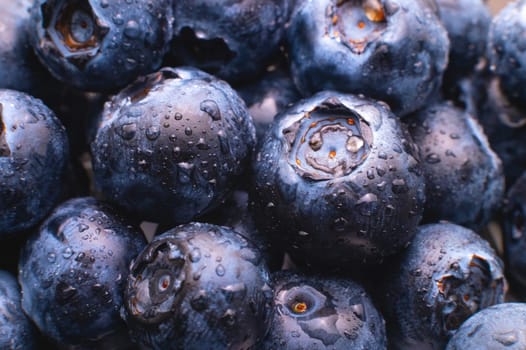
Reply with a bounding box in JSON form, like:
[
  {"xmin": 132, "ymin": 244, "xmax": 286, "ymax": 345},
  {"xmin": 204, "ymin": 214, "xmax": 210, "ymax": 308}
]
[
  {"xmin": 286, "ymin": 0, "xmax": 449, "ymax": 117},
  {"xmin": 0, "ymin": 270, "xmax": 37, "ymax": 349},
  {"xmin": 446, "ymin": 302, "xmax": 526, "ymax": 350},
  {"xmin": 263, "ymin": 270, "xmax": 387, "ymax": 349},
  {"xmin": 18, "ymin": 197, "xmax": 146, "ymax": 348},
  {"xmin": 91, "ymin": 67, "xmax": 256, "ymax": 226},
  {"xmin": 381, "ymin": 222, "xmax": 507, "ymax": 350},
  {"xmin": 406, "ymin": 101, "xmax": 504, "ymax": 230},
  {"xmin": 503, "ymin": 171, "xmax": 526, "ymax": 294},
  {"xmin": 0, "ymin": 89, "xmax": 69, "ymax": 238},
  {"xmin": 168, "ymin": 0, "xmax": 291, "ymax": 83},
  {"xmin": 122, "ymin": 222, "xmax": 273, "ymax": 350},
  {"xmin": 29, "ymin": 0, "xmax": 173, "ymax": 92},
  {"xmin": 487, "ymin": 0, "xmax": 526, "ymax": 110},
  {"xmin": 251, "ymin": 91, "xmax": 426, "ymax": 268}
]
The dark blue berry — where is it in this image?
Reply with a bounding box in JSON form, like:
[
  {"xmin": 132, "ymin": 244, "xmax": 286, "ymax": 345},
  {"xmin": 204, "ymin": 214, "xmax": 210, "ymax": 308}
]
[
  {"xmin": 91, "ymin": 67, "xmax": 256, "ymax": 225},
  {"xmin": 18, "ymin": 197, "xmax": 146, "ymax": 348},
  {"xmin": 406, "ymin": 101, "xmax": 504, "ymax": 230},
  {"xmin": 286, "ymin": 0, "xmax": 449, "ymax": 117},
  {"xmin": 263, "ymin": 270, "xmax": 387, "ymax": 349},
  {"xmin": 29, "ymin": 0, "xmax": 173, "ymax": 92},
  {"xmin": 251, "ymin": 91, "xmax": 426, "ymax": 268},
  {"xmin": 122, "ymin": 222, "xmax": 273, "ymax": 350},
  {"xmin": 381, "ymin": 222, "xmax": 507, "ymax": 350},
  {"xmin": 0, "ymin": 89, "xmax": 69, "ymax": 238}
]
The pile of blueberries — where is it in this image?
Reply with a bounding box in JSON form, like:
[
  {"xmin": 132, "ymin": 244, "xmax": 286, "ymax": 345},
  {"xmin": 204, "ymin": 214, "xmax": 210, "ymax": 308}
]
[{"xmin": 1, "ymin": 0, "xmax": 526, "ymax": 349}]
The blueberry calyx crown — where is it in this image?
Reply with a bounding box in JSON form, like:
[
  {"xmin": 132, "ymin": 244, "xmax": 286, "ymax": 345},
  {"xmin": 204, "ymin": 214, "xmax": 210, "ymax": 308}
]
[
  {"xmin": 434, "ymin": 254, "xmax": 505, "ymax": 333},
  {"xmin": 42, "ymin": 0, "xmax": 108, "ymax": 67},
  {"xmin": 285, "ymin": 97, "xmax": 373, "ymax": 180},
  {"xmin": 0, "ymin": 104, "xmax": 9, "ymax": 157},
  {"xmin": 126, "ymin": 236, "xmax": 186, "ymax": 325},
  {"xmin": 326, "ymin": 0, "xmax": 387, "ymax": 54}
]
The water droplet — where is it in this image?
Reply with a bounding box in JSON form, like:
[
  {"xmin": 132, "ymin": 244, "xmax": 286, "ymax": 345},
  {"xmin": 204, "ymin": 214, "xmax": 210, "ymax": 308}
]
[
  {"xmin": 62, "ymin": 248, "xmax": 73, "ymax": 259},
  {"xmin": 378, "ymin": 152, "xmax": 388, "ymax": 160},
  {"xmin": 392, "ymin": 179, "xmax": 408, "ymax": 194},
  {"xmin": 200, "ymin": 100, "xmax": 221, "ymax": 120},
  {"xmin": 174, "ymin": 112, "xmax": 183, "ymax": 120},
  {"xmin": 123, "ymin": 20, "xmax": 140, "ymax": 38},
  {"xmin": 493, "ymin": 331, "xmax": 519, "ymax": 346},
  {"xmin": 78, "ymin": 223, "xmax": 89, "ymax": 232},
  {"xmin": 112, "ymin": 14, "xmax": 124, "ymax": 25},
  {"xmin": 190, "ymin": 248, "xmax": 201, "ymax": 262},
  {"xmin": 298, "ymin": 230, "xmax": 309, "ymax": 237},
  {"xmin": 332, "ymin": 217, "xmax": 348, "ymax": 232},
  {"xmin": 190, "ymin": 290, "xmax": 209, "ymax": 311},
  {"xmin": 184, "ymin": 127, "xmax": 192, "ymax": 136},
  {"xmin": 425, "ymin": 153, "xmax": 441, "ymax": 164},
  {"xmin": 356, "ymin": 193, "xmax": 378, "ymax": 216},
  {"xmin": 196, "ymin": 138, "xmax": 209, "ymax": 150},
  {"xmin": 221, "ymin": 309, "xmax": 236, "ymax": 326},
  {"xmin": 366, "ymin": 169, "xmax": 375, "ymax": 180},
  {"xmin": 216, "ymin": 264, "xmax": 225, "ymax": 276},
  {"xmin": 100, "ymin": 0, "xmax": 109, "ymax": 8},
  {"xmin": 47, "ymin": 253, "xmax": 56, "ymax": 263},
  {"xmin": 146, "ymin": 126, "xmax": 160, "ymax": 140}
]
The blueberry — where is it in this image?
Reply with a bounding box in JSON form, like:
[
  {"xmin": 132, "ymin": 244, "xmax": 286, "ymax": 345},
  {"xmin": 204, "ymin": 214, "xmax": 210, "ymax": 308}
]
[
  {"xmin": 286, "ymin": 0, "xmax": 449, "ymax": 117},
  {"xmin": 503, "ymin": 171, "xmax": 526, "ymax": 294},
  {"xmin": 406, "ymin": 101, "xmax": 505, "ymax": 230},
  {"xmin": 0, "ymin": 270, "xmax": 37, "ymax": 349},
  {"xmin": 487, "ymin": 0, "xmax": 526, "ymax": 110},
  {"xmin": 122, "ymin": 222, "xmax": 273, "ymax": 350},
  {"xmin": 91, "ymin": 67, "xmax": 256, "ymax": 226},
  {"xmin": 18, "ymin": 197, "xmax": 146, "ymax": 348},
  {"xmin": 437, "ymin": 0, "xmax": 491, "ymax": 91},
  {"xmin": 263, "ymin": 270, "xmax": 387, "ymax": 349},
  {"xmin": 29, "ymin": 0, "xmax": 173, "ymax": 92},
  {"xmin": 381, "ymin": 222, "xmax": 507, "ymax": 350},
  {"xmin": 167, "ymin": 0, "xmax": 292, "ymax": 83},
  {"xmin": 251, "ymin": 91, "xmax": 426, "ymax": 268},
  {"xmin": 0, "ymin": 89, "xmax": 69, "ymax": 238},
  {"xmin": 446, "ymin": 302, "xmax": 526, "ymax": 350}
]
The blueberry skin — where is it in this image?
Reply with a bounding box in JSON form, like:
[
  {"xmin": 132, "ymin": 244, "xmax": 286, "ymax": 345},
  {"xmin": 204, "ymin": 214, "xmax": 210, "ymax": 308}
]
[
  {"xmin": 92, "ymin": 67, "xmax": 256, "ymax": 225},
  {"xmin": 18, "ymin": 197, "xmax": 147, "ymax": 348},
  {"xmin": 263, "ymin": 270, "xmax": 387, "ymax": 350},
  {"xmin": 381, "ymin": 223, "xmax": 507, "ymax": 350},
  {"xmin": 0, "ymin": 89, "xmax": 69, "ymax": 238},
  {"xmin": 487, "ymin": 0, "xmax": 526, "ymax": 110},
  {"xmin": 29, "ymin": 0, "xmax": 173, "ymax": 92},
  {"xmin": 122, "ymin": 222, "xmax": 273, "ymax": 350},
  {"xmin": 0, "ymin": 270, "xmax": 37, "ymax": 349},
  {"xmin": 468, "ymin": 72, "xmax": 526, "ymax": 187},
  {"xmin": 446, "ymin": 302, "xmax": 526, "ymax": 350},
  {"xmin": 286, "ymin": 0, "xmax": 449, "ymax": 117},
  {"xmin": 406, "ymin": 101, "xmax": 504, "ymax": 230},
  {"xmin": 436, "ymin": 0, "xmax": 491, "ymax": 84},
  {"xmin": 251, "ymin": 91, "xmax": 426, "ymax": 268},
  {"xmin": 0, "ymin": 0, "xmax": 61, "ymax": 101},
  {"xmin": 168, "ymin": 0, "xmax": 291, "ymax": 83},
  {"xmin": 503, "ymin": 171, "xmax": 526, "ymax": 294}
]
